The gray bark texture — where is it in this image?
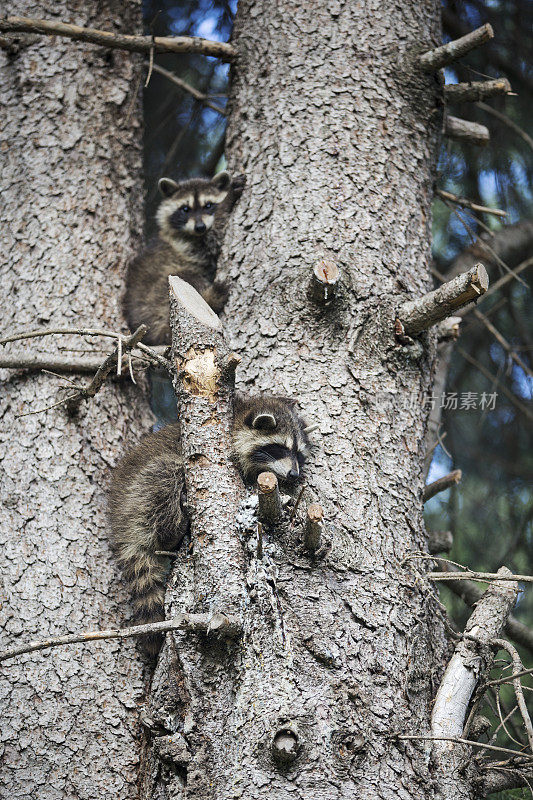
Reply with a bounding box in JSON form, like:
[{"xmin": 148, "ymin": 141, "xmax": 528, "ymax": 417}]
[
  {"xmin": 0, "ymin": 2, "xmax": 153, "ymax": 798},
  {"xmin": 142, "ymin": 1, "xmax": 465, "ymax": 799}
]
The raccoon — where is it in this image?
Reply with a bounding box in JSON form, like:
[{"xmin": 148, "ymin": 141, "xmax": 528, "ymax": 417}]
[
  {"xmin": 124, "ymin": 171, "xmax": 245, "ymax": 345},
  {"xmin": 108, "ymin": 394, "xmax": 309, "ymax": 653}
]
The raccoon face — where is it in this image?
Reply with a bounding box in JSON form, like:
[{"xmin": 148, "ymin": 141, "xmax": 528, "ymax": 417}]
[
  {"xmin": 232, "ymin": 395, "xmax": 310, "ymax": 485},
  {"xmin": 156, "ymin": 172, "xmax": 231, "ymax": 238}
]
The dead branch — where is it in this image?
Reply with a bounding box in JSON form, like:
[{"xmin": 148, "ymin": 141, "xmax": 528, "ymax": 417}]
[
  {"xmin": 304, "ymin": 504, "xmax": 324, "ymax": 551},
  {"xmin": 436, "ymin": 189, "xmax": 506, "ymax": 218},
  {"xmin": 444, "ymin": 115, "xmax": 490, "ymax": 146},
  {"xmin": 257, "ymin": 472, "xmax": 282, "ymax": 523},
  {"xmin": 444, "ymin": 78, "xmax": 511, "ymax": 104},
  {"xmin": 427, "ymin": 530, "xmax": 453, "ymax": 554},
  {"xmin": 419, "ymin": 23, "xmax": 494, "ymax": 72},
  {"xmin": 436, "ymin": 561, "xmax": 533, "ymax": 657},
  {"xmin": 492, "ymin": 639, "xmax": 533, "ymax": 753},
  {"xmin": 423, "ymin": 469, "xmax": 462, "ymax": 502},
  {"xmin": 429, "ymin": 570, "xmax": 533, "ymax": 584},
  {"xmin": 310, "ymin": 260, "xmax": 339, "ymax": 304},
  {"xmin": 471, "ymin": 308, "xmax": 533, "ymax": 380},
  {"xmin": 67, "ymin": 324, "xmax": 147, "ymax": 410},
  {"xmin": 0, "ymin": 613, "xmax": 241, "ymax": 663},
  {"xmin": 479, "ymin": 768, "xmax": 533, "ymax": 797},
  {"xmin": 0, "ymin": 327, "xmax": 170, "ymax": 369},
  {"xmin": 396, "ymin": 263, "xmax": 488, "ymax": 337},
  {"xmin": 151, "ymin": 63, "xmax": 226, "ymax": 116},
  {"xmin": 430, "ymin": 567, "xmax": 519, "ymax": 799},
  {"xmin": 435, "ymin": 317, "xmax": 462, "ymax": 342},
  {"xmin": 0, "ymin": 16, "xmax": 236, "ymax": 60}
]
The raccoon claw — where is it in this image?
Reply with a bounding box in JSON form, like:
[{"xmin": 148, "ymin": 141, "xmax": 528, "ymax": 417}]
[{"xmin": 231, "ymin": 174, "xmax": 246, "ymax": 199}]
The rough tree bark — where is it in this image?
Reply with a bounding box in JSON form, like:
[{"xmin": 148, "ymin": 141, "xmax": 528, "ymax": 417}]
[
  {"xmin": 142, "ymin": 1, "xmax": 467, "ymax": 798},
  {"xmin": 0, "ymin": 2, "xmax": 153, "ymax": 798}
]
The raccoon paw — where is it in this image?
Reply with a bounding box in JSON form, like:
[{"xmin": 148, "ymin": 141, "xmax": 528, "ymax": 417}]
[
  {"xmin": 231, "ymin": 174, "xmax": 246, "ymax": 200},
  {"xmin": 204, "ymin": 280, "xmax": 230, "ymax": 314}
]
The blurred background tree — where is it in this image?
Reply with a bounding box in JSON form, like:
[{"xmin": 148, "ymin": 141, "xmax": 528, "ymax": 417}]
[{"xmin": 141, "ymin": 1, "xmax": 532, "ymax": 789}]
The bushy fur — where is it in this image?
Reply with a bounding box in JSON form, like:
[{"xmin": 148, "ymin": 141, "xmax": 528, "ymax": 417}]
[
  {"xmin": 124, "ymin": 172, "xmax": 245, "ymax": 345},
  {"xmin": 108, "ymin": 394, "xmax": 309, "ymax": 653}
]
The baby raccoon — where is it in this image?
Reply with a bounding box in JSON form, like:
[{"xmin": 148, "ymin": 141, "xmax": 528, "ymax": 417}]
[
  {"xmin": 124, "ymin": 171, "xmax": 244, "ymax": 345},
  {"xmin": 108, "ymin": 394, "xmax": 309, "ymax": 652}
]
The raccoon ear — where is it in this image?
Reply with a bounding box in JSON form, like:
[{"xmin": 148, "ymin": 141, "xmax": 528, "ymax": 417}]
[
  {"xmin": 158, "ymin": 178, "xmax": 179, "ymax": 198},
  {"xmin": 211, "ymin": 171, "xmax": 231, "ymax": 192},
  {"xmin": 251, "ymin": 413, "xmax": 277, "ymax": 431}
]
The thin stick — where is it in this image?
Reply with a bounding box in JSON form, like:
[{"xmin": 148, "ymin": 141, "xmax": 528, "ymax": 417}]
[
  {"xmin": 423, "ymin": 470, "xmax": 462, "ymax": 502},
  {"xmin": 471, "ymin": 308, "xmax": 533, "ymax": 380},
  {"xmin": 457, "ymin": 346, "xmax": 533, "ymax": 422},
  {"xmin": 0, "ymin": 16, "xmax": 236, "ymax": 61},
  {"xmin": 428, "ymin": 571, "xmax": 533, "ymax": 584},
  {"xmin": 152, "ymin": 63, "xmax": 226, "ymax": 115},
  {"xmin": 477, "ymin": 102, "xmax": 533, "ymax": 154},
  {"xmin": 493, "ymin": 639, "xmax": 533, "ymax": 753},
  {"xmin": 436, "ymin": 189, "xmax": 506, "ymax": 218},
  {"xmin": 397, "ymin": 735, "xmax": 533, "ymax": 761},
  {"xmin": 0, "ymin": 327, "xmax": 170, "ymax": 369},
  {"xmin": 0, "ymin": 612, "xmax": 242, "ymax": 662},
  {"xmin": 419, "ymin": 23, "xmax": 494, "ymax": 72}
]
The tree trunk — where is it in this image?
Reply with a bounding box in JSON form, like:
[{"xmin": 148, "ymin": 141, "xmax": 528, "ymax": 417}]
[
  {"xmin": 0, "ymin": 2, "xmax": 152, "ymax": 798},
  {"xmin": 143, "ymin": 1, "xmax": 466, "ymax": 798}
]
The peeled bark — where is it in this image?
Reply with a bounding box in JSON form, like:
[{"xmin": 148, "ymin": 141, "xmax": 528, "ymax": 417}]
[{"xmin": 0, "ymin": 2, "xmax": 153, "ymax": 798}]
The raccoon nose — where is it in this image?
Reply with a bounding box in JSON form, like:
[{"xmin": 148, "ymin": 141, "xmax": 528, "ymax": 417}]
[
  {"xmin": 194, "ymin": 221, "xmax": 206, "ymax": 234},
  {"xmin": 287, "ymin": 468, "xmax": 299, "ymax": 481}
]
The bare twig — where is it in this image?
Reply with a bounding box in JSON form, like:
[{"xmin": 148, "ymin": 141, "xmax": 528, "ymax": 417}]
[
  {"xmin": 257, "ymin": 472, "xmax": 282, "ymax": 523},
  {"xmin": 419, "ymin": 23, "xmax": 494, "ymax": 72},
  {"xmin": 471, "ymin": 308, "xmax": 533, "ymax": 380},
  {"xmin": 436, "ymin": 189, "xmax": 506, "ymax": 218},
  {"xmin": 151, "ymin": 63, "xmax": 226, "ymax": 115},
  {"xmin": 0, "ymin": 16, "xmax": 236, "ymax": 60},
  {"xmin": 493, "ymin": 639, "xmax": 533, "ymax": 753},
  {"xmin": 429, "ymin": 570, "xmax": 533, "ymax": 584},
  {"xmin": 0, "ymin": 327, "xmax": 170, "ymax": 369},
  {"xmin": 444, "ymin": 78, "xmax": 511, "ymax": 104},
  {"xmin": 67, "ymin": 325, "xmax": 147, "ymax": 410},
  {"xmin": 397, "ymin": 734, "xmax": 533, "ymax": 761},
  {"xmin": 0, "ymin": 612, "xmax": 242, "ymax": 663},
  {"xmin": 423, "ymin": 470, "xmax": 462, "ymax": 502},
  {"xmin": 457, "ymin": 346, "xmax": 533, "ymax": 422},
  {"xmin": 477, "ymin": 101, "xmax": 533, "ymax": 154},
  {"xmin": 444, "ymin": 115, "xmax": 490, "ymax": 146},
  {"xmin": 396, "ymin": 263, "xmax": 488, "ymax": 337}
]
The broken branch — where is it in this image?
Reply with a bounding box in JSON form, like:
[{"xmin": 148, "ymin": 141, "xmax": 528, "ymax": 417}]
[
  {"xmin": 435, "ymin": 316, "xmax": 462, "ymax": 342},
  {"xmin": 396, "ymin": 263, "xmax": 488, "ymax": 337},
  {"xmin": 310, "ymin": 260, "xmax": 339, "ymax": 304},
  {"xmin": 0, "ymin": 16, "xmax": 236, "ymax": 60},
  {"xmin": 304, "ymin": 503, "xmax": 324, "ymax": 551},
  {"xmin": 257, "ymin": 472, "xmax": 282, "ymax": 523},
  {"xmin": 444, "ymin": 115, "xmax": 490, "ymax": 146},
  {"xmin": 419, "ymin": 23, "xmax": 494, "ymax": 72},
  {"xmin": 444, "ymin": 78, "xmax": 511, "ymax": 104},
  {"xmin": 430, "ymin": 567, "xmax": 519, "ymax": 798},
  {"xmin": 423, "ymin": 469, "xmax": 462, "ymax": 502}
]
